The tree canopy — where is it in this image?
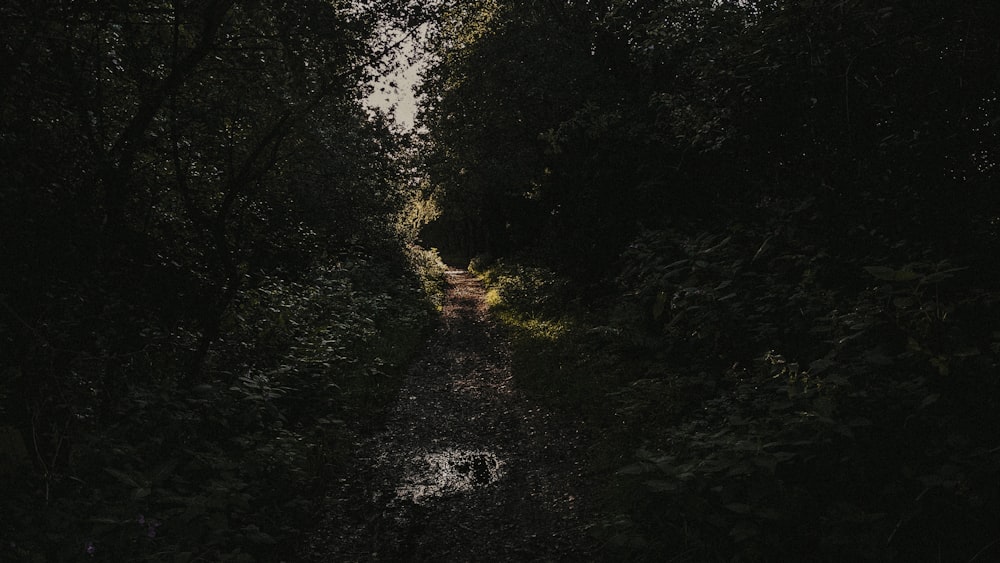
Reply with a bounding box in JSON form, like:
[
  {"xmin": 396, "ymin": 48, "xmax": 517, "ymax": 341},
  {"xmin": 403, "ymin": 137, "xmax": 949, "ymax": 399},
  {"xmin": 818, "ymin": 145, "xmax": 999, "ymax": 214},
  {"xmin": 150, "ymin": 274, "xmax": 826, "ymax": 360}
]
[{"xmin": 417, "ymin": 0, "xmax": 999, "ymax": 268}]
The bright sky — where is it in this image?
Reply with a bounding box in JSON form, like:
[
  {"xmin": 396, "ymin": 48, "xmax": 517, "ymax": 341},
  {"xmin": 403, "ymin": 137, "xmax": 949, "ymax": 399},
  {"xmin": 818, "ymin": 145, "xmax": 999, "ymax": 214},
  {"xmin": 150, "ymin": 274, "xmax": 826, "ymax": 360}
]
[{"xmin": 365, "ymin": 28, "xmax": 426, "ymax": 131}]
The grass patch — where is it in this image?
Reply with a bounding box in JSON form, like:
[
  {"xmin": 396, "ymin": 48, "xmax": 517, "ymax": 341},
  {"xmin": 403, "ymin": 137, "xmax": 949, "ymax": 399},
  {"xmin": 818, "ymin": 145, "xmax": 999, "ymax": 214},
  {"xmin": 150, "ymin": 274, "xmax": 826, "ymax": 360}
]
[{"xmin": 470, "ymin": 258, "xmax": 652, "ymax": 474}]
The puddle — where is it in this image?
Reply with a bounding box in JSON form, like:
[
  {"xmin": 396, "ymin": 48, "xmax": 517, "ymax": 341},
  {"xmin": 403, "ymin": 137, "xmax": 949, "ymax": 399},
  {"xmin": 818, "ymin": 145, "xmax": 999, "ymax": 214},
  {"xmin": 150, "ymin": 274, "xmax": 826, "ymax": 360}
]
[{"xmin": 396, "ymin": 448, "xmax": 505, "ymax": 504}]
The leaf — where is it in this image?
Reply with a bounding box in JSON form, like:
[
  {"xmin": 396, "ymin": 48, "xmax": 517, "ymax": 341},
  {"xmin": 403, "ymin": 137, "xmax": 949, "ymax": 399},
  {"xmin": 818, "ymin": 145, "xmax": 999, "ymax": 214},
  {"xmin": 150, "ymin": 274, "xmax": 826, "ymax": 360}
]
[
  {"xmin": 652, "ymin": 291, "xmax": 668, "ymax": 319},
  {"xmin": 609, "ymin": 532, "xmax": 648, "ymax": 549},
  {"xmin": 730, "ymin": 520, "xmax": 760, "ymax": 542},
  {"xmin": 88, "ymin": 517, "xmax": 124, "ymax": 525},
  {"xmin": 813, "ymin": 396, "xmax": 836, "ymax": 417},
  {"xmin": 151, "ymin": 460, "xmax": 180, "ymax": 484},
  {"xmin": 862, "ymin": 348, "xmax": 894, "ymax": 366},
  {"xmin": 921, "ymin": 267, "xmax": 966, "ymax": 284},
  {"xmin": 930, "ymin": 357, "xmax": 950, "ymax": 376},
  {"xmin": 825, "ymin": 374, "xmax": 850, "ymax": 386},
  {"xmin": 773, "ymin": 451, "xmax": 797, "ymax": 463},
  {"xmin": 245, "ymin": 527, "xmax": 277, "ymax": 545},
  {"xmin": 644, "ymin": 480, "xmax": 678, "ymax": 493},
  {"xmin": 725, "ymin": 503, "xmax": 752, "ymax": 514},
  {"xmin": 920, "ymin": 393, "xmax": 940, "ymax": 408},
  {"xmin": 616, "ymin": 463, "xmax": 651, "ymax": 475},
  {"xmin": 863, "ymin": 266, "xmax": 919, "ymax": 282},
  {"xmin": 662, "ymin": 258, "xmax": 690, "ymax": 271},
  {"xmin": 752, "ymin": 455, "xmax": 778, "ymax": 474},
  {"xmin": 752, "ymin": 236, "xmax": 773, "ymax": 262},
  {"xmin": 105, "ymin": 467, "xmax": 142, "ymax": 489},
  {"xmin": 808, "ymin": 358, "xmax": 835, "ymax": 375},
  {"xmin": 893, "ymin": 296, "xmax": 915, "ymax": 309},
  {"xmin": 954, "ymin": 347, "xmax": 981, "ymax": 358},
  {"xmin": 754, "ymin": 507, "xmax": 782, "ymax": 521}
]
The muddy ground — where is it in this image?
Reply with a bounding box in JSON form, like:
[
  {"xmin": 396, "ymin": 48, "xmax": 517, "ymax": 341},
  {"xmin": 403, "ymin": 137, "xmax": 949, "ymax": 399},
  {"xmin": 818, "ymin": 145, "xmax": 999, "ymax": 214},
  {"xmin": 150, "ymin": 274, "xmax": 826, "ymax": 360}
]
[{"xmin": 303, "ymin": 269, "xmax": 604, "ymax": 561}]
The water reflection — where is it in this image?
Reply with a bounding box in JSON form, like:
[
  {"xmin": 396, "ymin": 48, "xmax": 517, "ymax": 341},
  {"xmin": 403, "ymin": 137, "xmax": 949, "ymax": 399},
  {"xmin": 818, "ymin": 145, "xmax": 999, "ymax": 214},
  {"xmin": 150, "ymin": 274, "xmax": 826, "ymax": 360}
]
[{"xmin": 396, "ymin": 448, "xmax": 505, "ymax": 504}]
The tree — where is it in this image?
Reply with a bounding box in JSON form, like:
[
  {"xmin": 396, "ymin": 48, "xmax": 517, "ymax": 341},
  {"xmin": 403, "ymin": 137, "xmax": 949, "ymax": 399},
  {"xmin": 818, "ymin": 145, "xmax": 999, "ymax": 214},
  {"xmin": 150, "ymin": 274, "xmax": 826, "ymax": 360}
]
[
  {"xmin": 0, "ymin": 0, "xmax": 413, "ymax": 517},
  {"xmin": 418, "ymin": 0, "xmax": 1000, "ymax": 268}
]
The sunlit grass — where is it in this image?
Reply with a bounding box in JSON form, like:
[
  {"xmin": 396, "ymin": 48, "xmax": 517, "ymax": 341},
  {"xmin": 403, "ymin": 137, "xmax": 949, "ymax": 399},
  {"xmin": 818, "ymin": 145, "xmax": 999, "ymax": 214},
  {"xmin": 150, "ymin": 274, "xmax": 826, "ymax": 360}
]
[
  {"xmin": 484, "ymin": 287, "xmax": 502, "ymax": 309},
  {"xmin": 494, "ymin": 310, "xmax": 569, "ymax": 342},
  {"xmin": 473, "ymin": 261, "xmax": 623, "ymax": 418},
  {"xmin": 482, "ymin": 288, "xmax": 570, "ymax": 344}
]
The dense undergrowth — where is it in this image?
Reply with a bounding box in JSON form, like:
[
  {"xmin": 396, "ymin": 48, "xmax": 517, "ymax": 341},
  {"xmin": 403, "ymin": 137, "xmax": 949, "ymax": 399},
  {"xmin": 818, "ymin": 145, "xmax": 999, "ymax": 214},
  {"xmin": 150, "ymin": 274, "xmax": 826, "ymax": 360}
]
[
  {"xmin": 2, "ymin": 246, "xmax": 446, "ymax": 562},
  {"xmin": 472, "ymin": 204, "xmax": 1000, "ymax": 562},
  {"xmin": 421, "ymin": 1, "xmax": 999, "ymax": 560}
]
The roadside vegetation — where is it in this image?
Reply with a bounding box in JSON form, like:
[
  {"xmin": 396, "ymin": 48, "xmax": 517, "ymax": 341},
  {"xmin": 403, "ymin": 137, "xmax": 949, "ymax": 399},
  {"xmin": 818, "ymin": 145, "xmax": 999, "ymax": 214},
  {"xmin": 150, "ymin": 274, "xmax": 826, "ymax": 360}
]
[
  {"xmin": 473, "ymin": 221, "xmax": 999, "ymax": 561},
  {"xmin": 0, "ymin": 1, "xmax": 445, "ymax": 560},
  {"xmin": 4, "ymin": 246, "xmax": 444, "ymax": 562},
  {"xmin": 426, "ymin": 1, "xmax": 1000, "ymax": 560}
]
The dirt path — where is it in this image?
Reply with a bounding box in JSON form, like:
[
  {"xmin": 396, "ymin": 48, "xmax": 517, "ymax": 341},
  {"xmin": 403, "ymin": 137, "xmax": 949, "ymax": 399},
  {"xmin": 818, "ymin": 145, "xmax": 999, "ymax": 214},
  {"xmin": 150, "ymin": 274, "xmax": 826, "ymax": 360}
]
[{"xmin": 306, "ymin": 269, "xmax": 601, "ymax": 561}]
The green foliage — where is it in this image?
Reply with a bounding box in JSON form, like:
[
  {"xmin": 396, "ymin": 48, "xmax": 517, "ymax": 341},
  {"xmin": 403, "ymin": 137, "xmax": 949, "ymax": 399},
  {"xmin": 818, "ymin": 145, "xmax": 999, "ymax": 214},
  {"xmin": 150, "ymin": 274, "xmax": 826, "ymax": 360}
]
[
  {"xmin": 2, "ymin": 249, "xmax": 437, "ymax": 561},
  {"xmin": 420, "ymin": 3, "xmax": 1000, "ymax": 556},
  {"xmin": 604, "ymin": 204, "xmax": 1000, "ymax": 561},
  {"xmin": 473, "ymin": 260, "xmax": 570, "ymax": 316},
  {"xmin": 407, "ymin": 245, "xmax": 450, "ymax": 311},
  {"xmin": 419, "ymin": 0, "xmax": 999, "ymax": 265},
  {"xmin": 0, "ymin": 0, "xmax": 440, "ymax": 559},
  {"xmin": 478, "ymin": 205, "xmax": 1000, "ymax": 560}
]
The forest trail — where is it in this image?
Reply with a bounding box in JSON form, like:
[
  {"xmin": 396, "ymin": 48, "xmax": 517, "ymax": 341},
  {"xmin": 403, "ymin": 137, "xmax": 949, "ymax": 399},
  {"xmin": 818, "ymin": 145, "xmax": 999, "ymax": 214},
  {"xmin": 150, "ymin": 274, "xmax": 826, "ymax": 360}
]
[{"xmin": 306, "ymin": 269, "xmax": 601, "ymax": 561}]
